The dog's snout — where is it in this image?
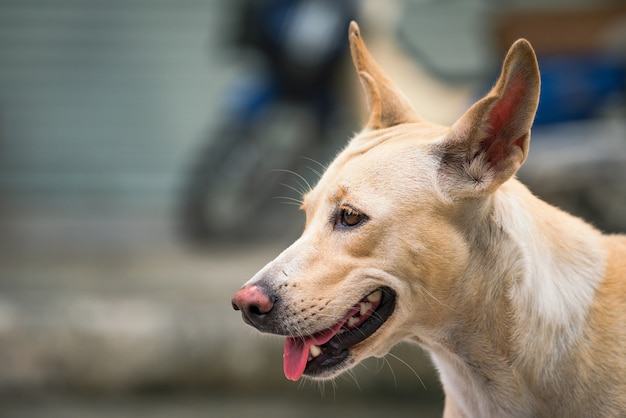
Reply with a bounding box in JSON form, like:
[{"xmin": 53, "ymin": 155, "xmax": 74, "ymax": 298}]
[{"xmin": 231, "ymin": 284, "xmax": 276, "ymax": 328}]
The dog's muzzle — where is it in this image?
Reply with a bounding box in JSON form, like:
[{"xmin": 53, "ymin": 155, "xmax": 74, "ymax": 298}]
[{"xmin": 232, "ymin": 282, "xmax": 397, "ymax": 381}]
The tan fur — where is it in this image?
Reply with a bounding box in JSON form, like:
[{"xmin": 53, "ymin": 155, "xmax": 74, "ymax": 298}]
[{"xmin": 235, "ymin": 22, "xmax": 626, "ymax": 417}]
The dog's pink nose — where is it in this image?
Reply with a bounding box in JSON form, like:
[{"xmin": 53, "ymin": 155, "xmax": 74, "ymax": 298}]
[{"xmin": 232, "ymin": 284, "xmax": 276, "ymax": 327}]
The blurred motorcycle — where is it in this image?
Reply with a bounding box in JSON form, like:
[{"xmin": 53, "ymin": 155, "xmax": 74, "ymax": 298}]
[{"xmin": 180, "ymin": 0, "xmax": 358, "ymax": 243}]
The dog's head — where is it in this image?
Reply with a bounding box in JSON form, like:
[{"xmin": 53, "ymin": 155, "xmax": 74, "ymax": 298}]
[{"xmin": 232, "ymin": 22, "xmax": 540, "ymax": 381}]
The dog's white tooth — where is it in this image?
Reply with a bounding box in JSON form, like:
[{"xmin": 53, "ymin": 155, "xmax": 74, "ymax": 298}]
[
  {"xmin": 360, "ymin": 301, "xmax": 372, "ymax": 316},
  {"xmin": 348, "ymin": 316, "xmax": 359, "ymax": 327},
  {"xmin": 367, "ymin": 290, "xmax": 382, "ymax": 303},
  {"xmin": 309, "ymin": 344, "xmax": 322, "ymax": 358}
]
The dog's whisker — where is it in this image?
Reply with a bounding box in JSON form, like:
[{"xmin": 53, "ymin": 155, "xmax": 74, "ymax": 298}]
[
  {"xmin": 272, "ymin": 168, "xmax": 313, "ymax": 195},
  {"xmin": 278, "ymin": 182, "xmax": 307, "ymax": 200},
  {"xmin": 297, "ymin": 375, "xmax": 309, "ymax": 392},
  {"xmin": 285, "ymin": 321, "xmax": 305, "ymax": 343},
  {"xmin": 300, "ymin": 156, "xmax": 328, "ymax": 173},
  {"xmin": 276, "ymin": 201, "xmax": 302, "ymax": 207},
  {"xmin": 375, "ymin": 357, "xmax": 388, "ymax": 375},
  {"xmin": 382, "ymin": 356, "xmax": 398, "ymax": 388},
  {"xmin": 290, "ymin": 321, "xmax": 310, "ymax": 346},
  {"xmin": 419, "ymin": 285, "xmax": 462, "ymax": 316},
  {"xmin": 290, "ymin": 180, "xmax": 309, "ymax": 198},
  {"xmin": 345, "ymin": 368, "xmax": 362, "ymax": 392},
  {"xmin": 386, "ymin": 351, "xmax": 427, "ymax": 391},
  {"xmin": 306, "ymin": 165, "xmax": 322, "ymax": 179},
  {"xmin": 272, "ymin": 196, "xmax": 303, "ymax": 206},
  {"xmin": 316, "ymin": 380, "xmax": 325, "ymax": 399},
  {"xmin": 305, "ymin": 165, "xmax": 323, "ymax": 179}
]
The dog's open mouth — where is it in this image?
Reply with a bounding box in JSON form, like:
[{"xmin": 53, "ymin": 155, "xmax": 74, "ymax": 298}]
[{"xmin": 283, "ymin": 287, "xmax": 396, "ymax": 381}]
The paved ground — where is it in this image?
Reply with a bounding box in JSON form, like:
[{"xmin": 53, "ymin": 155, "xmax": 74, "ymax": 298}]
[{"xmin": 0, "ymin": 393, "xmax": 442, "ymax": 418}]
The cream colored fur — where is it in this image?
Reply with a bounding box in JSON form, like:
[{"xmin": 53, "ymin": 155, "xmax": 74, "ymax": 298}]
[{"xmin": 238, "ymin": 22, "xmax": 626, "ymax": 417}]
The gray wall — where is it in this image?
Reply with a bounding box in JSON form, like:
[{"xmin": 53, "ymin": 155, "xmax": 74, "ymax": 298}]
[{"xmin": 0, "ymin": 0, "xmax": 227, "ymax": 215}]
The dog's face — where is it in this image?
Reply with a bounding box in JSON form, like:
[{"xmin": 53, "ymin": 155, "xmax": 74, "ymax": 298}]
[
  {"xmin": 232, "ymin": 22, "xmax": 540, "ymax": 381},
  {"xmin": 250, "ymin": 124, "xmax": 469, "ymax": 381}
]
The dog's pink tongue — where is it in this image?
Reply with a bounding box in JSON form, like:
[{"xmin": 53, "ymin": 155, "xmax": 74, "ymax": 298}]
[
  {"xmin": 283, "ymin": 324, "xmax": 343, "ymax": 381},
  {"xmin": 283, "ymin": 337, "xmax": 311, "ymax": 381}
]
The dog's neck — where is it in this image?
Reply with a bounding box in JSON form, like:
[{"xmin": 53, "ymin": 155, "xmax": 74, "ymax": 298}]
[
  {"xmin": 424, "ymin": 179, "xmax": 606, "ymax": 416},
  {"xmin": 495, "ymin": 179, "xmax": 604, "ymax": 364}
]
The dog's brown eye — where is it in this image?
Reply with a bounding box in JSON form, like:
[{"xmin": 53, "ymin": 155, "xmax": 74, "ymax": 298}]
[{"xmin": 339, "ymin": 206, "xmax": 366, "ymax": 228}]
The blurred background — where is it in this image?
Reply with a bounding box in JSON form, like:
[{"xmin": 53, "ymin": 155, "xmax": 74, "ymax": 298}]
[{"xmin": 0, "ymin": 0, "xmax": 624, "ymax": 416}]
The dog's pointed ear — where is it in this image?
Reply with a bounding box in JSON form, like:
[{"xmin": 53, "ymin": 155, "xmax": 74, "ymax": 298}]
[
  {"xmin": 438, "ymin": 39, "xmax": 540, "ymax": 196},
  {"xmin": 349, "ymin": 21, "xmax": 420, "ymax": 130}
]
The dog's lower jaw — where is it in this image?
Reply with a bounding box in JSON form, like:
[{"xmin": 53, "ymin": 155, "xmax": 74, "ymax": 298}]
[
  {"xmin": 298, "ymin": 336, "xmax": 392, "ymax": 381},
  {"xmin": 304, "ymin": 335, "xmax": 401, "ymax": 381},
  {"xmin": 303, "ymin": 354, "xmax": 355, "ymax": 380}
]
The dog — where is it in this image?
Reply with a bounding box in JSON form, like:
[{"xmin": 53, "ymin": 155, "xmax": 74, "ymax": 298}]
[{"xmin": 231, "ymin": 22, "xmax": 626, "ymax": 417}]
